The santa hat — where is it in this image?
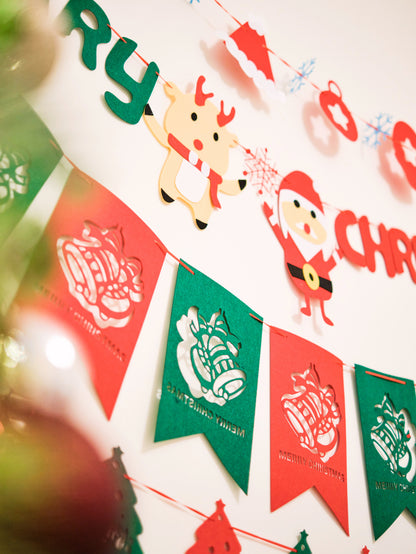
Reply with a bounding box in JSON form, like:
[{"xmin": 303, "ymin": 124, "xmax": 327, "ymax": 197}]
[
  {"xmin": 224, "ymin": 20, "xmax": 277, "ymax": 96},
  {"xmin": 278, "ymin": 171, "xmax": 324, "ymax": 213}
]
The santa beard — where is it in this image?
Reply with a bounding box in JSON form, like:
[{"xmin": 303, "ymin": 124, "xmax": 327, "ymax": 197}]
[{"xmin": 277, "ymin": 190, "xmax": 336, "ymax": 262}]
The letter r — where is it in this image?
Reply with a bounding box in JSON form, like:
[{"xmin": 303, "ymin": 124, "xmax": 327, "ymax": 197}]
[{"xmin": 59, "ymin": 0, "xmax": 111, "ymax": 70}]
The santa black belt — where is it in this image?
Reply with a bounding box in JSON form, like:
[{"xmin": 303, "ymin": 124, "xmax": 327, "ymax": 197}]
[{"xmin": 287, "ymin": 263, "xmax": 333, "ymax": 293}]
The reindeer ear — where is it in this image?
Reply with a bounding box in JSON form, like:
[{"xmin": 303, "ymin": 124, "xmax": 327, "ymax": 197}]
[{"xmin": 164, "ymin": 82, "xmax": 181, "ymax": 100}]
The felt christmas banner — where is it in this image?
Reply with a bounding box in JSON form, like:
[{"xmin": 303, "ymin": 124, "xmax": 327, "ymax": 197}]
[
  {"xmin": 143, "ymin": 75, "xmax": 246, "ymax": 230},
  {"xmin": 155, "ymin": 261, "xmax": 263, "ymax": 493},
  {"xmin": 18, "ymin": 168, "xmax": 166, "ymax": 418},
  {"xmin": 355, "ymin": 364, "xmax": 416, "ymax": 540},
  {"xmin": 270, "ymin": 329, "xmax": 348, "ymax": 535},
  {"xmin": 319, "ymin": 81, "xmax": 358, "ymax": 142},
  {"xmin": 0, "ymin": 97, "xmax": 62, "ymax": 244},
  {"xmin": 257, "ymin": 162, "xmax": 416, "ymax": 294},
  {"xmin": 262, "ymin": 170, "xmax": 342, "ymax": 326},
  {"xmin": 223, "ymin": 19, "xmax": 279, "ymax": 98},
  {"xmin": 59, "ymin": 0, "xmax": 159, "ymax": 125}
]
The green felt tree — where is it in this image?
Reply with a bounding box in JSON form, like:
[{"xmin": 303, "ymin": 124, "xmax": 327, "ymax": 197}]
[
  {"xmin": 103, "ymin": 447, "xmax": 143, "ymax": 554},
  {"xmin": 293, "ymin": 530, "xmax": 311, "ymax": 554}
]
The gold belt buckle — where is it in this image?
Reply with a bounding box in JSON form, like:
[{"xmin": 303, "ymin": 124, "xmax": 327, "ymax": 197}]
[{"xmin": 302, "ymin": 263, "xmax": 319, "ymax": 291}]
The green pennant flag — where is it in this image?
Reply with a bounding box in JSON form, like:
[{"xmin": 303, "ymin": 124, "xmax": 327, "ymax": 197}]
[
  {"xmin": 355, "ymin": 364, "xmax": 416, "ymax": 540},
  {"xmin": 155, "ymin": 261, "xmax": 263, "ymax": 493},
  {"xmin": 0, "ymin": 96, "xmax": 62, "ymax": 244}
]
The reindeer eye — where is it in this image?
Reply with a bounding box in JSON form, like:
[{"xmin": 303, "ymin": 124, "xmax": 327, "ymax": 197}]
[
  {"xmin": 294, "ymin": 199, "xmax": 300, "ymax": 208},
  {"xmin": 311, "ymin": 210, "xmax": 316, "ymax": 218},
  {"xmin": 213, "ymin": 132, "xmax": 219, "ymax": 141},
  {"xmin": 191, "ymin": 112, "xmax": 197, "ymax": 121}
]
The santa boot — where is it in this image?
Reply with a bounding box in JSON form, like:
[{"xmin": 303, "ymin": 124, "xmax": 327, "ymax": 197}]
[
  {"xmin": 320, "ymin": 299, "xmax": 334, "ymax": 326},
  {"xmin": 300, "ymin": 296, "xmax": 312, "ymax": 317}
]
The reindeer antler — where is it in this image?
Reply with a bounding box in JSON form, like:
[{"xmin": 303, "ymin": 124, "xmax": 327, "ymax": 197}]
[
  {"xmin": 195, "ymin": 75, "xmax": 214, "ymax": 106},
  {"xmin": 217, "ymin": 100, "xmax": 235, "ymax": 127}
]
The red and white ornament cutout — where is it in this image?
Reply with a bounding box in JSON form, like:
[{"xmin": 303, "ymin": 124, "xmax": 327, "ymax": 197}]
[
  {"xmin": 319, "ymin": 81, "xmax": 358, "ymax": 141},
  {"xmin": 392, "ymin": 120, "xmax": 416, "ymax": 190}
]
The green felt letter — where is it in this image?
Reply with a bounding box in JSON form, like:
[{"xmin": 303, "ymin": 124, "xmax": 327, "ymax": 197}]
[
  {"xmin": 60, "ymin": 0, "xmax": 111, "ymax": 71},
  {"xmin": 104, "ymin": 37, "xmax": 159, "ymax": 125}
]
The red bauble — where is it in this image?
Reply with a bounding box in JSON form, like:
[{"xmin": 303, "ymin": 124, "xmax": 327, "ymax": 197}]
[
  {"xmin": 319, "ymin": 81, "xmax": 358, "ymax": 141},
  {"xmin": 0, "ymin": 404, "xmax": 116, "ymax": 554},
  {"xmin": 392, "ymin": 120, "xmax": 416, "ymax": 190}
]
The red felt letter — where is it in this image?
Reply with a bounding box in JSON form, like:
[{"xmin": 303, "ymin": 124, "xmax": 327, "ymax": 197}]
[
  {"xmin": 358, "ymin": 216, "xmax": 396, "ymax": 277},
  {"xmin": 335, "ymin": 210, "xmax": 366, "ymax": 267},
  {"xmin": 389, "ymin": 228, "xmax": 416, "ymax": 283}
]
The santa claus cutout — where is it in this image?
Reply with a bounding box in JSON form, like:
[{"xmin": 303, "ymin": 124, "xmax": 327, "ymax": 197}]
[{"xmin": 263, "ymin": 170, "xmax": 341, "ymax": 326}]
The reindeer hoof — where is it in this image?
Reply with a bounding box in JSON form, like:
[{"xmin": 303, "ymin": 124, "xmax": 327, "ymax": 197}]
[
  {"xmin": 145, "ymin": 104, "xmax": 153, "ymax": 116},
  {"xmin": 161, "ymin": 189, "xmax": 175, "ymax": 203},
  {"xmin": 238, "ymin": 179, "xmax": 247, "ymax": 190},
  {"xmin": 196, "ymin": 219, "xmax": 208, "ymax": 230}
]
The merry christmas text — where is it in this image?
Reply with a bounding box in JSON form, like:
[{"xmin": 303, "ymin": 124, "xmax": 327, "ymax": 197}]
[
  {"xmin": 279, "ymin": 450, "xmax": 345, "ymax": 481},
  {"xmin": 375, "ymin": 481, "xmax": 416, "ymax": 494},
  {"xmin": 166, "ymin": 382, "xmax": 246, "ymax": 438}
]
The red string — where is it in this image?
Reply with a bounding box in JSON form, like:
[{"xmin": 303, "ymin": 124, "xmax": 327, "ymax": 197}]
[
  {"xmin": 154, "ymin": 240, "xmax": 195, "ymax": 274},
  {"xmin": 249, "ymin": 314, "xmax": 288, "ymax": 337},
  {"xmin": 107, "ymin": 24, "xmax": 127, "ymax": 43},
  {"xmin": 365, "ymin": 370, "xmax": 407, "ymax": 385},
  {"xmin": 208, "ymin": 1, "xmax": 408, "ymax": 146},
  {"xmin": 124, "ymin": 474, "xmax": 296, "ymax": 552},
  {"xmin": 212, "ymin": 0, "xmax": 242, "ymax": 26},
  {"xmin": 50, "ymin": 144, "xmax": 414, "ymax": 389},
  {"xmin": 107, "ymin": 24, "xmax": 170, "ymax": 87}
]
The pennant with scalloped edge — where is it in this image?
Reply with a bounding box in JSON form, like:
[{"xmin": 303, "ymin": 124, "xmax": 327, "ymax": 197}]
[
  {"xmin": 355, "ymin": 364, "xmax": 416, "ymax": 540},
  {"xmin": 186, "ymin": 499, "xmax": 241, "ymax": 553},
  {"xmin": 154, "ymin": 261, "xmax": 263, "ymax": 493},
  {"xmin": 0, "ymin": 97, "xmax": 62, "ymax": 244},
  {"xmin": 17, "ymin": 168, "xmax": 166, "ymax": 419},
  {"xmin": 270, "ymin": 329, "xmax": 348, "ymax": 535},
  {"xmin": 223, "ymin": 19, "xmax": 278, "ymax": 98},
  {"xmin": 103, "ymin": 447, "xmax": 143, "ymax": 553}
]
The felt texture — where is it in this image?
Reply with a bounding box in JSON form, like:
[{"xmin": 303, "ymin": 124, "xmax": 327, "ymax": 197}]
[
  {"xmin": 60, "ymin": 0, "xmax": 111, "ymax": 71},
  {"xmin": 292, "ymin": 530, "xmax": 312, "ymax": 554},
  {"xmin": 270, "ymin": 329, "xmax": 348, "ymax": 534},
  {"xmin": 142, "ymin": 76, "xmax": 243, "ymax": 229},
  {"xmin": 104, "ymin": 37, "xmax": 159, "ymax": 125},
  {"xmin": 0, "ymin": 97, "xmax": 61, "ymax": 244},
  {"xmin": 103, "ymin": 447, "xmax": 143, "ymax": 553},
  {"xmin": 355, "ymin": 364, "xmax": 416, "ymax": 540},
  {"xmin": 154, "ymin": 261, "xmax": 263, "ymax": 493},
  {"xmin": 17, "ymin": 168, "xmax": 166, "ymax": 419},
  {"xmin": 186, "ymin": 499, "xmax": 241, "ymax": 553},
  {"xmin": 319, "ymin": 81, "xmax": 358, "ymax": 141},
  {"xmin": 392, "ymin": 121, "xmax": 416, "ymax": 190}
]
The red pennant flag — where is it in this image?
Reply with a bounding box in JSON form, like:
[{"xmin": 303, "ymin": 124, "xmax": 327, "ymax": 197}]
[
  {"xmin": 270, "ymin": 329, "xmax": 348, "ymax": 534},
  {"xmin": 18, "ymin": 168, "xmax": 166, "ymax": 418}
]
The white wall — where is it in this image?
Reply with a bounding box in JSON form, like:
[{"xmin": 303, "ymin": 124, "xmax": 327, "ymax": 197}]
[{"xmin": 20, "ymin": 0, "xmax": 416, "ymax": 552}]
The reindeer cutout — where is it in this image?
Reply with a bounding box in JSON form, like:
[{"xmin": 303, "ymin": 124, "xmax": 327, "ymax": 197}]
[{"xmin": 143, "ymin": 76, "xmax": 246, "ymax": 229}]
